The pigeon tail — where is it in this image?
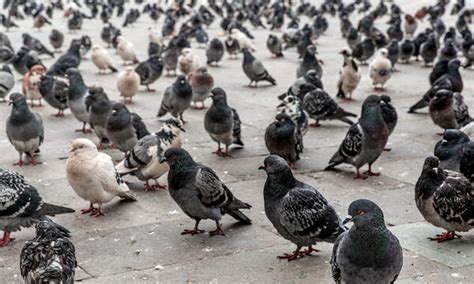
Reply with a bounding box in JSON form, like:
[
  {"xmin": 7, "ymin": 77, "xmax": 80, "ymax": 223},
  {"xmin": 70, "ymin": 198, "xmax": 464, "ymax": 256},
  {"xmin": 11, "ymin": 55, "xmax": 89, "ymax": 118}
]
[
  {"xmin": 157, "ymin": 104, "xmax": 168, "ymax": 117},
  {"xmin": 325, "ymin": 152, "xmax": 345, "ymax": 170},
  {"xmin": 232, "ymin": 137, "xmax": 244, "ymax": 147},
  {"xmin": 109, "ymin": 66, "xmax": 118, "ymax": 73},
  {"xmin": 265, "ymin": 73, "xmax": 277, "ymax": 85},
  {"xmin": 115, "ymin": 160, "xmax": 136, "ymax": 175},
  {"xmin": 408, "ymin": 97, "xmax": 429, "ymax": 113},
  {"xmin": 117, "ymin": 190, "xmax": 137, "ymax": 201},
  {"xmin": 337, "ymin": 116, "xmax": 355, "ymax": 126},
  {"xmin": 225, "ymin": 208, "xmax": 252, "ymax": 224},
  {"xmin": 35, "ymin": 203, "xmax": 75, "ymax": 216}
]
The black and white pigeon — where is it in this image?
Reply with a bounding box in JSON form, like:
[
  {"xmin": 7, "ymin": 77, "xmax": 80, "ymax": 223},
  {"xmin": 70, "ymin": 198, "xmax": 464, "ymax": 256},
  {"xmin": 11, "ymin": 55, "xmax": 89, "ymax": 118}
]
[
  {"xmin": 242, "ymin": 48, "xmax": 276, "ymax": 87},
  {"xmin": 66, "ymin": 68, "xmax": 90, "ymax": 133},
  {"xmin": 434, "ymin": 129, "xmax": 471, "ymax": 171},
  {"xmin": 303, "ymin": 88, "xmax": 357, "ymax": 127},
  {"xmin": 225, "ymin": 35, "xmax": 240, "ymax": 59},
  {"xmin": 106, "ymin": 103, "xmax": 150, "ymax": 153},
  {"xmin": 267, "ymin": 34, "xmax": 283, "ymax": 58},
  {"xmin": 331, "ymin": 199, "xmax": 403, "ymax": 283},
  {"xmin": 460, "ymin": 143, "xmax": 474, "ymax": 182},
  {"xmin": 277, "ymin": 94, "xmax": 309, "ymax": 136},
  {"xmin": 0, "ymin": 65, "xmax": 14, "ymax": 102},
  {"xmin": 260, "ymin": 155, "xmax": 346, "ymax": 261},
  {"xmin": 135, "ymin": 54, "xmax": 163, "ymax": 92},
  {"xmin": 297, "ymin": 45, "xmax": 323, "ymax": 79},
  {"xmin": 20, "ymin": 219, "xmax": 76, "ymax": 283},
  {"xmin": 0, "ymin": 169, "xmax": 74, "ymax": 246},
  {"xmin": 157, "ymin": 75, "xmax": 193, "ymax": 123},
  {"xmin": 160, "ymin": 148, "xmax": 252, "ymax": 236},
  {"xmin": 39, "ymin": 75, "xmax": 69, "ymax": 117},
  {"xmin": 85, "ymin": 86, "xmax": 113, "ymax": 149},
  {"xmin": 415, "ymin": 156, "xmax": 474, "ymax": 242},
  {"xmin": 336, "ymin": 48, "xmax": 361, "ymax": 100},
  {"xmin": 206, "ymin": 38, "xmax": 225, "ymax": 66},
  {"xmin": 326, "ymin": 95, "xmax": 389, "ymax": 179},
  {"xmin": 22, "ymin": 33, "xmax": 54, "ymax": 58},
  {"xmin": 6, "ymin": 93, "xmax": 44, "ymax": 166},
  {"xmin": 429, "ymin": 90, "xmax": 472, "ymax": 131}
]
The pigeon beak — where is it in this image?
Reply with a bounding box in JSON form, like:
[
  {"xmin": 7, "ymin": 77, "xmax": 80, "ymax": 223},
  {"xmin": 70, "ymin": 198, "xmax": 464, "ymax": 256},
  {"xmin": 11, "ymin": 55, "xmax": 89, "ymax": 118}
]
[
  {"xmin": 179, "ymin": 126, "xmax": 186, "ymax": 132},
  {"xmin": 8, "ymin": 100, "xmax": 13, "ymax": 106},
  {"xmin": 159, "ymin": 157, "xmax": 167, "ymax": 164},
  {"xmin": 277, "ymin": 101, "xmax": 285, "ymax": 108},
  {"xmin": 342, "ymin": 215, "xmax": 353, "ymax": 225},
  {"xmin": 258, "ymin": 165, "xmax": 265, "ymax": 170}
]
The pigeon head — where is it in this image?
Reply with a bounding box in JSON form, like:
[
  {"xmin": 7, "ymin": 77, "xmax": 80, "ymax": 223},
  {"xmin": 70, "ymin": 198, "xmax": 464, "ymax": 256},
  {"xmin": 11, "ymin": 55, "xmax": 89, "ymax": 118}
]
[
  {"xmin": 303, "ymin": 70, "xmax": 321, "ymax": 85},
  {"xmin": 65, "ymin": 68, "xmax": 81, "ymax": 80},
  {"xmin": 405, "ymin": 14, "xmax": 415, "ymax": 23},
  {"xmin": 306, "ymin": 45, "xmax": 317, "ymax": 56},
  {"xmin": 8, "ymin": 93, "xmax": 28, "ymax": 108},
  {"xmin": 377, "ymin": 48, "xmax": 388, "ymax": 58},
  {"xmin": 297, "ymin": 83, "xmax": 316, "ymax": 99},
  {"xmin": 29, "ymin": 64, "xmax": 46, "ymax": 74},
  {"xmin": 274, "ymin": 112, "xmax": 292, "ymax": 127},
  {"xmin": 111, "ymin": 102, "xmax": 128, "ymax": 114},
  {"xmin": 175, "ymin": 75, "xmax": 188, "ymax": 86},
  {"xmin": 36, "ymin": 219, "xmax": 71, "ymax": 239},
  {"xmin": 1, "ymin": 65, "xmax": 12, "ymax": 73},
  {"xmin": 259, "ymin": 155, "xmax": 292, "ymax": 175},
  {"xmin": 163, "ymin": 118, "xmax": 185, "ymax": 133},
  {"xmin": 431, "ymin": 89, "xmax": 453, "ymax": 105},
  {"xmin": 422, "ymin": 156, "xmax": 440, "ymax": 172},
  {"xmin": 92, "ymin": 45, "xmax": 101, "ymax": 52},
  {"xmin": 339, "ymin": 48, "xmax": 351, "ymax": 57},
  {"xmin": 69, "ymin": 138, "xmax": 97, "ymax": 153},
  {"xmin": 196, "ymin": 66, "xmax": 208, "ymax": 75},
  {"xmin": 160, "ymin": 147, "xmax": 194, "ymax": 166},
  {"xmin": 210, "ymin": 87, "xmax": 227, "ymax": 103},
  {"xmin": 380, "ymin": 95, "xmax": 392, "ymax": 104},
  {"xmin": 344, "ymin": 199, "xmax": 385, "ymax": 228},
  {"xmin": 361, "ymin": 94, "xmax": 381, "ymax": 111},
  {"xmin": 124, "ymin": 66, "xmax": 135, "ymax": 74}
]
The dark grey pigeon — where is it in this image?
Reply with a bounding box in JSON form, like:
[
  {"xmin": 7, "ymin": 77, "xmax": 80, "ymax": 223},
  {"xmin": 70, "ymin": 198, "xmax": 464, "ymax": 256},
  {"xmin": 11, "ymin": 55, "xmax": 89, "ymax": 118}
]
[
  {"xmin": 49, "ymin": 29, "xmax": 64, "ymax": 52},
  {"xmin": 0, "ymin": 65, "xmax": 14, "ymax": 102},
  {"xmin": 66, "ymin": 68, "xmax": 90, "ymax": 133},
  {"xmin": 47, "ymin": 39, "xmax": 82, "ymax": 77},
  {"xmin": 206, "ymin": 38, "xmax": 225, "ymax": 66},
  {"xmin": 429, "ymin": 60, "xmax": 449, "ymax": 85},
  {"xmin": 326, "ymin": 95, "xmax": 389, "ymax": 179},
  {"xmin": 22, "ymin": 33, "xmax": 54, "ymax": 58},
  {"xmin": 85, "ymin": 86, "xmax": 113, "ymax": 149},
  {"xmin": 303, "ymin": 88, "xmax": 356, "ymax": 127},
  {"xmin": 157, "ymin": 75, "xmax": 193, "ymax": 123},
  {"xmin": 434, "ymin": 129, "xmax": 471, "ymax": 171},
  {"xmin": 0, "ymin": 169, "xmax": 74, "ymax": 246},
  {"xmin": 331, "ymin": 199, "xmax": 403, "ymax": 283},
  {"xmin": 439, "ymin": 39, "xmax": 458, "ymax": 62},
  {"xmin": 160, "ymin": 148, "xmax": 252, "ymax": 236},
  {"xmin": 6, "ymin": 93, "xmax": 44, "ymax": 166},
  {"xmin": 352, "ymin": 38, "xmax": 375, "ymax": 65},
  {"xmin": 267, "ymin": 34, "xmax": 283, "ymax": 58},
  {"xmin": 39, "ymin": 75, "xmax": 69, "ymax": 117},
  {"xmin": 399, "ymin": 39, "xmax": 415, "ymax": 63},
  {"xmin": 420, "ymin": 33, "xmax": 438, "ymax": 66},
  {"xmin": 242, "ymin": 48, "xmax": 276, "ymax": 87},
  {"xmin": 135, "ymin": 55, "xmax": 163, "ymax": 92},
  {"xmin": 429, "ymin": 90, "xmax": 472, "ymax": 131},
  {"xmin": 204, "ymin": 87, "xmax": 244, "ymax": 157},
  {"xmin": 415, "ymin": 156, "xmax": 474, "ymax": 242},
  {"xmin": 297, "ymin": 45, "xmax": 323, "ymax": 78},
  {"xmin": 20, "ymin": 219, "xmax": 76, "ymax": 283},
  {"xmin": 460, "ymin": 143, "xmax": 474, "ymax": 182},
  {"xmin": 260, "ymin": 155, "xmax": 346, "ymax": 261},
  {"xmin": 386, "ymin": 39, "xmax": 400, "ymax": 69},
  {"xmin": 106, "ymin": 103, "xmax": 150, "ymax": 153},
  {"xmin": 11, "ymin": 47, "xmax": 42, "ymax": 75}
]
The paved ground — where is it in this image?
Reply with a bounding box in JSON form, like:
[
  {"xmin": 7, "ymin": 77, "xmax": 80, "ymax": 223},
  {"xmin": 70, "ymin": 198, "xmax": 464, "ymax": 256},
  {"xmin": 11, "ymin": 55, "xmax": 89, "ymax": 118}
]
[{"xmin": 1, "ymin": 0, "xmax": 474, "ymax": 283}]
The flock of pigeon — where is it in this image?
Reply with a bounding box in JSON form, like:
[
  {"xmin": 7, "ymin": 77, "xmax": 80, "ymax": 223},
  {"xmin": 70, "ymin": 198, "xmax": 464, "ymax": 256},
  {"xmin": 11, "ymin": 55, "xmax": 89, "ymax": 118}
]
[{"xmin": 0, "ymin": 0, "xmax": 474, "ymax": 283}]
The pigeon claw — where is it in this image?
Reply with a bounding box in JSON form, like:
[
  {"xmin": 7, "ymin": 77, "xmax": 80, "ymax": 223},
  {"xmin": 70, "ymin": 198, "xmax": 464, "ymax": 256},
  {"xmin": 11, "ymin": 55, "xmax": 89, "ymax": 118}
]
[
  {"xmin": 209, "ymin": 224, "xmax": 225, "ymax": 236},
  {"xmin": 81, "ymin": 203, "xmax": 97, "ymax": 214},
  {"xmin": 309, "ymin": 122, "xmax": 321, "ymax": 127},
  {"xmin": 277, "ymin": 252, "xmax": 301, "ymax": 261},
  {"xmin": 354, "ymin": 169, "xmax": 368, "ymax": 180},
  {"xmin": 181, "ymin": 228, "xmax": 205, "ymax": 235},
  {"xmin": 429, "ymin": 231, "xmax": 462, "ymax": 242},
  {"xmin": 0, "ymin": 232, "xmax": 13, "ymax": 247}
]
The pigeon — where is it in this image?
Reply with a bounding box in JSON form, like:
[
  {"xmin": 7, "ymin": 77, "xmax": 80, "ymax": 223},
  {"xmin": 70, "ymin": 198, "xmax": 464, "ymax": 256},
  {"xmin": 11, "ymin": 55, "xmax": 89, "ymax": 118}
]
[
  {"xmin": 281, "ymin": 70, "xmax": 324, "ymax": 100},
  {"xmin": 178, "ymin": 48, "xmax": 201, "ymax": 75},
  {"xmin": 429, "ymin": 90, "xmax": 472, "ymax": 131},
  {"xmin": 352, "ymin": 38, "xmax": 375, "ymax": 65},
  {"xmin": 0, "ymin": 169, "xmax": 74, "ymax": 246},
  {"xmin": 242, "ymin": 48, "xmax": 276, "ymax": 87},
  {"xmin": 461, "ymin": 33, "xmax": 474, "ymax": 69},
  {"xmin": 46, "ymin": 39, "xmax": 82, "ymax": 76},
  {"xmin": 404, "ymin": 14, "xmax": 418, "ymax": 38},
  {"xmin": 230, "ymin": 28, "xmax": 255, "ymax": 51},
  {"xmin": 380, "ymin": 95, "xmax": 398, "ymax": 151},
  {"xmin": 85, "ymin": 86, "xmax": 112, "ymax": 149},
  {"xmin": 11, "ymin": 47, "xmax": 42, "ymax": 76},
  {"xmin": 420, "ymin": 33, "xmax": 438, "ymax": 66},
  {"xmin": 346, "ymin": 27, "xmax": 361, "ymax": 50},
  {"xmin": 369, "ymin": 48, "xmax": 392, "ymax": 91},
  {"xmin": 6, "ymin": 93, "xmax": 44, "ymax": 166},
  {"xmin": 91, "ymin": 45, "xmax": 118, "ymax": 73},
  {"xmin": 277, "ymin": 94, "xmax": 309, "ymax": 137},
  {"xmin": 434, "ymin": 129, "xmax": 471, "ymax": 171},
  {"xmin": 326, "ymin": 95, "xmax": 389, "ymax": 179},
  {"xmin": 460, "ymin": 143, "xmax": 474, "ymax": 182},
  {"xmin": 188, "ymin": 67, "xmax": 214, "ymax": 110},
  {"xmin": 429, "ymin": 60, "xmax": 449, "ymax": 85},
  {"xmin": 0, "ymin": 14, "xmax": 19, "ymax": 31},
  {"xmin": 20, "ymin": 219, "xmax": 76, "ymax": 283},
  {"xmin": 194, "ymin": 26, "xmax": 209, "ymax": 47},
  {"xmin": 106, "ymin": 103, "xmax": 150, "ymax": 153},
  {"xmin": 135, "ymin": 54, "xmax": 163, "ymax": 92},
  {"xmin": 160, "ymin": 148, "xmax": 252, "ymax": 236},
  {"xmin": 66, "ymin": 138, "xmax": 137, "ymax": 217},
  {"xmin": 386, "ymin": 39, "xmax": 400, "ymax": 70},
  {"xmin": 22, "ymin": 33, "xmax": 54, "ymax": 58},
  {"xmin": 297, "ymin": 45, "xmax": 323, "ymax": 79},
  {"xmin": 265, "ymin": 113, "xmax": 302, "ymax": 169},
  {"xmin": 303, "ymin": 88, "xmax": 357, "ymax": 127},
  {"xmin": 260, "ymin": 155, "xmax": 346, "ymax": 261},
  {"xmin": 331, "ymin": 199, "xmax": 403, "ymax": 283},
  {"xmin": 157, "ymin": 75, "xmax": 193, "ymax": 123},
  {"xmin": 116, "ymin": 118, "xmax": 185, "ymax": 191},
  {"xmin": 162, "ymin": 43, "xmax": 179, "ymax": 76},
  {"xmin": 415, "ymin": 156, "xmax": 474, "ymax": 242},
  {"xmin": 23, "ymin": 64, "xmax": 46, "ymax": 107},
  {"xmin": 204, "ymin": 87, "xmax": 244, "ymax": 157},
  {"xmin": 224, "ymin": 35, "xmax": 240, "ymax": 59},
  {"xmin": 387, "ymin": 20, "xmax": 403, "ymax": 42},
  {"xmin": 206, "ymin": 38, "xmax": 225, "ymax": 66},
  {"xmin": 439, "ymin": 39, "xmax": 458, "ymax": 62},
  {"xmin": 267, "ymin": 34, "xmax": 283, "ymax": 58},
  {"xmin": 49, "ymin": 29, "xmax": 64, "ymax": 52},
  {"xmin": 117, "ymin": 67, "xmax": 140, "ymax": 104},
  {"xmin": 100, "ymin": 23, "xmax": 119, "ymax": 48},
  {"xmin": 399, "ymin": 39, "xmax": 415, "ymax": 63},
  {"xmin": 0, "ymin": 65, "xmax": 14, "ymax": 102},
  {"xmin": 39, "ymin": 75, "xmax": 69, "ymax": 117},
  {"xmin": 66, "ymin": 68, "xmax": 91, "ymax": 133},
  {"xmin": 116, "ymin": 36, "xmax": 139, "ymax": 65},
  {"xmin": 337, "ymin": 48, "xmax": 361, "ymax": 100}
]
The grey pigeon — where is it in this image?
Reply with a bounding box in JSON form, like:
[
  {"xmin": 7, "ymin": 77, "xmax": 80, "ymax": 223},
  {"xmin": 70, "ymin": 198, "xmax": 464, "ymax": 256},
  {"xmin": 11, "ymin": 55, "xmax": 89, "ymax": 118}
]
[
  {"xmin": 331, "ymin": 199, "xmax": 403, "ymax": 283},
  {"xmin": 116, "ymin": 118, "xmax": 185, "ymax": 191},
  {"xmin": 0, "ymin": 65, "xmax": 14, "ymax": 102},
  {"xmin": 85, "ymin": 86, "xmax": 113, "ymax": 149},
  {"xmin": 415, "ymin": 156, "xmax": 474, "ymax": 242},
  {"xmin": 326, "ymin": 95, "xmax": 389, "ymax": 179},
  {"xmin": 204, "ymin": 87, "xmax": 244, "ymax": 157},
  {"xmin": 297, "ymin": 45, "xmax": 323, "ymax": 79},
  {"xmin": 157, "ymin": 75, "xmax": 193, "ymax": 123},
  {"xmin": 49, "ymin": 29, "xmax": 64, "ymax": 52},
  {"xmin": 242, "ymin": 48, "xmax": 276, "ymax": 87},
  {"xmin": 260, "ymin": 155, "xmax": 346, "ymax": 261},
  {"xmin": 434, "ymin": 129, "xmax": 471, "ymax": 171},
  {"xmin": 386, "ymin": 39, "xmax": 400, "ymax": 69},
  {"xmin": 206, "ymin": 38, "xmax": 225, "ymax": 66},
  {"xmin": 22, "ymin": 33, "xmax": 54, "ymax": 58},
  {"xmin": 429, "ymin": 90, "xmax": 472, "ymax": 131},
  {"xmin": 39, "ymin": 75, "xmax": 69, "ymax": 117},
  {"xmin": 0, "ymin": 32, "xmax": 14, "ymax": 63},
  {"xmin": 277, "ymin": 94, "xmax": 309, "ymax": 136},
  {"xmin": 160, "ymin": 148, "xmax": 252, "ymax": 236},
  {"xmin": 66, "ymin": 68, "xmax": 90, "ymax": 133},
  {"xmin": 106, "ymin": 103, "xmax": 150, "ymax": 153},
  {"xmin": 267, "ymin": 34, "xmax": 283, "ymax": 58},
  {"xmin": 46, "ymin": 39, "xmax": 82, "ymax": 76},
  {"xmin": 303, "ymin": 88, "xmax": 357, "ymax": 127},
  {"xmin": 460, "ymin": 143, "xmax": 474, "ymax": 182},
  {"xmin": 265, "ymin": 113, "xmax": 303, "ymax": 169},
  {"xmin": 6, "ymin": 93, "xmax": 44, "ymax": 166},
  {"xmin": 20, "ymin": 219, "xmax": 76, "ymax": 283},
  {"xmin": 135, "ymin": 55, "xmax": 163, "ymax": 92},
  {"xmin": 0, "ymin": 169, "xmax": 74, "ymax": 246},
  {"xmin": 420, "ymin": 33, "xmax": 438, "ymax": 66},
  {"xmin": 380, "ymin": 95, "xmax": 398, "ymax": 150},
  {"xmin": 162, "ymin": 43, "xmax": 179, "ymax": 76}
]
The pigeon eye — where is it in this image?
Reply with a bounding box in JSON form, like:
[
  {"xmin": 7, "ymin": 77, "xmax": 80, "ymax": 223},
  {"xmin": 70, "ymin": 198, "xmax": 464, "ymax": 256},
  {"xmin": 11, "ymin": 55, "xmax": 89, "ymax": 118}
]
[
  {"xmin": 356, "ymin": 209, "xmax": 365, "ymax": 215},
  {"xmin": 287, "ymin": 97, "xmax": 293, "ymax": 103}
]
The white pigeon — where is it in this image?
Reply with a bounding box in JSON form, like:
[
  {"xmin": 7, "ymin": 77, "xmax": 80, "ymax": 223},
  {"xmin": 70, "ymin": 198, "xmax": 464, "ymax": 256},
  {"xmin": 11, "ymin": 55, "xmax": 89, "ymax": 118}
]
[
  {"xmin": 148, "ymin": 27, "xmax": 163, "ymax": 45},
  {"xmin": 91, "ymin": 45, "xmax": 118, "ymax": 74},
  {"xmin": 116, "ymin": 36, "xmax": 139, "ymax": 65},
  {"xmin": 66, "ymin": 138, "xmax": 137, "ymax": 217},
  {"xmin": 230, "ymin": 28, "xmax": 256, "ymax": 51},
  {"xmin": 337, "ymin": 48, "xmax": 361, "ymax": 100},
  {"xmin": 178, "ymin": 48, "xmax": 201, "ymax": 75},
  {"xmin": 369, "ymin": 48, "xmax": 392, "ymax": 91},
  {"xmin": 117, "ymin": 66, "xmax": 140, "ymax": 104},
  {"xmin": 461, "ymin": 121, "xmax": 474, "ymax": 140}
]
